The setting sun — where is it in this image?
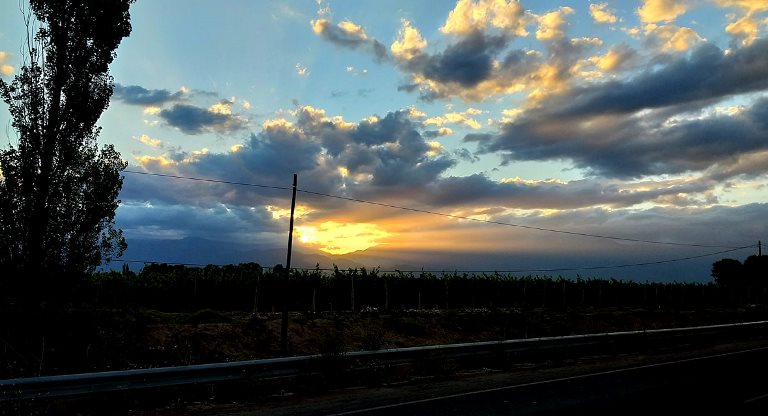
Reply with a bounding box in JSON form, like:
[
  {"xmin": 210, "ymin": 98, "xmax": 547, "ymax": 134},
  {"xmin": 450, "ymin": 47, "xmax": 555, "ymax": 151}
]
[{"xmin": 295, "ymin": 222, "xmax": 392, "ymax": 255}]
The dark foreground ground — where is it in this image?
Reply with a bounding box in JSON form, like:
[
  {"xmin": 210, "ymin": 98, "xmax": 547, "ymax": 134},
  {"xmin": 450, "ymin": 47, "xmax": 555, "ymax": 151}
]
[{"xmin": 3, "ymin": 304, "xmax": 768, "ymax": 378}]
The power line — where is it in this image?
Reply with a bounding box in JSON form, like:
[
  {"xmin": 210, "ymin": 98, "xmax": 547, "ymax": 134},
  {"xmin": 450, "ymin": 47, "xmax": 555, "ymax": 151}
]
[
  {"xmin": 123, "ymin": 170, "xmax": 292, "ymax": 191},
  {"xmin": 121, "ymin": 169, "xmax": 746, "ymax": 249},
  {"xmin": 107, "ymin": 244, "xmax": 752, "ymax": 275},
  {"xmin": 296, "ymin": 189, "xmax": 743, "ymax": 249}
]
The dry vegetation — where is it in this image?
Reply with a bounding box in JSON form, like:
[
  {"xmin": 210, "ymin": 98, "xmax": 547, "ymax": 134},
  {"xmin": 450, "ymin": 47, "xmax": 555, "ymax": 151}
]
[{"xmin": 4, "ymin": 305, "xmax": 764, "ymax": 378}]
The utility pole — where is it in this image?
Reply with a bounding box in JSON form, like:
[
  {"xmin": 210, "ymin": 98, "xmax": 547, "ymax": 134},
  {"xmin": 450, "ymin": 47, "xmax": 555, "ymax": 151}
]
[
  {"xmin": 281, "ymin": 174, "xmax": 298, "ymax": 356},
  {"xmin": 759, "ymin": 240, "xmax": 762, "ymax": 257}
]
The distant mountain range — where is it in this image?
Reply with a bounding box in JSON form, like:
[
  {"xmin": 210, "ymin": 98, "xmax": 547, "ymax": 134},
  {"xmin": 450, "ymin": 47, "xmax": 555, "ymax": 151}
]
[{"xmin": 114, "ymin": 237, "xmax": 716, "ymax": 282}]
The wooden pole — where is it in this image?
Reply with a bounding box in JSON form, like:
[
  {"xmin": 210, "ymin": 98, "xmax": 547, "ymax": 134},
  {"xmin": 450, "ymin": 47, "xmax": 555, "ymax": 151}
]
[{"xmin": 281, "ymin": 174, "xmax": 298, "ymax": 355}]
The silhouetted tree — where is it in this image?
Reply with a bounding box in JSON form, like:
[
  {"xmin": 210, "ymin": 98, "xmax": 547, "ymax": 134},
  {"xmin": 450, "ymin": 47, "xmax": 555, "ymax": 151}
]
[
  {"xmin": 711, "ymin": 258, "xmax": 744, "ymax": 286},
  {"xmin": 0, "ymin": 0, "xmax": 135, "ymax": 293},
  {"xmin": 744, "ymin": 255, "xmax": 768, "ymax": 286}
]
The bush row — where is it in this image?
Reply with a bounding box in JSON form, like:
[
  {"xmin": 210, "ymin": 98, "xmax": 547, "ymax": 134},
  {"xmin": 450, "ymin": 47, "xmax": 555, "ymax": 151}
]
[{"xmin": 80, "ymin": 263, "xmax": 768, "ymax": 311}]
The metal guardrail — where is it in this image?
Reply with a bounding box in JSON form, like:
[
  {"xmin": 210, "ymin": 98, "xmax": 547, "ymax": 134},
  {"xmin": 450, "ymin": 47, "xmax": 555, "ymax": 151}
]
[{"xmin": 2, "ymin": 320, "xmax": 767, "ymax": 401}]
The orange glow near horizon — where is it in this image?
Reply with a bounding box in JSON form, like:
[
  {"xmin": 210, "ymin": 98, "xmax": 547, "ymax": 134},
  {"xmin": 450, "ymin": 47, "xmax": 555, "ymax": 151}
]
[{"xmin": 295, "ymin": 221, "xmax": 392, "ymax": 255}]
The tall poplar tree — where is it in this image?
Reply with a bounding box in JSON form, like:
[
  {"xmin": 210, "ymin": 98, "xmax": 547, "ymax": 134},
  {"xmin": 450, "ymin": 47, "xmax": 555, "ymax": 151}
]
[{"xmin": 0, "ymin": 0, "xmax": 134, "ymax": 292}]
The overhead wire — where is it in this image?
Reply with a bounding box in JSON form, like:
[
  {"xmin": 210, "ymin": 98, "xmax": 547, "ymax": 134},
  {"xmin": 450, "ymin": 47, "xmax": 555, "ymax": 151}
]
[
  {"xmin": 296, "ymin": 188, "xmax": 743, "ymax": 249},
  {"xmin": 123, "ymin": 170, "xmax": 292, "ymax": 191},
  {"xmin": 122, "ymin": 169, "xmax": 745, "ymax": 249},
  {"xmin": 107, "ymin": 244, "xmax": 753, "ymax": 274}
]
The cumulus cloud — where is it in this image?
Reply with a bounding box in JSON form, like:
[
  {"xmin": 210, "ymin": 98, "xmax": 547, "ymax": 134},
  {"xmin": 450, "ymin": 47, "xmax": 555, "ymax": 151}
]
[
  {"xmin": 439, "ymin": 0, "xmax": 529, "ymax": 37},
  {"xmin": 423, "ymin": 127, "xmax": 454, "ymax": 138},
  {"xmin": 401, "ymin": 11, "xmax": 598, "ymax": 102},
  {"xmin": 725, "ymin": 13, "xmax": 764, "ymax": 45},
  {"xmin": 590, "ymin": 3, "xmax": 618, "ymax": 24},
  {"xmin": 0, "ymin": 51, "xmax": 13, "ymax": 75},
  {"xmin": 468, "ymin": 85, "xmax": 768, "ymax": 179},
  {"xmin": 113, "ymin": 84, "xmax": 185, "ymax": 106},
  {"xmin": 412, "ymin": 31, "xmax": 509, "ymax": 88},
  {"xmin": 715, "ymin": 0, "xmax": 768, "ymax": 14},
  {"xmin": 644, "ymin": 24, "xmax": 705, "ymax": 51},
  {"xmin": 137, "ymin": 133, "xmax": 164, "ymax": 148},
  {"xmin": 123, "ymin": 99, "xmax": 751, "ymax": 234},
  {"xmin": 424, "ymin": 108, "xmax": 483, "ymax": 129},
  {"xmin": 521, "ymin": 39, "xmax": 768, "ymax": 119},
  {"xmin": 592, "ymin": 44, "xmax": 638, "ymax": 71},
  {"xmin": 128, "ymin": 106, "xmax": 458, "ymax": 210},
  {"xmin": 391, "ymin": 18, "xmax": 428, "ymax": 61},
  {"xmin": 397, "ymin": 32, "xmax": 542, "ymax": 101},
  {"xmin": 637, "ymin": 0, "xmax": 689, "ymax": 24},
  {"xmin": 535, "ymin": 6, "xmax": 574, "ymax": 41},
  {"xmin": 311, "ymin": 2, "xmax": 615, "ymax": 103},
  {"xmin": 158, "ymin": 102, "xmax": 247, "ymax": 135}
]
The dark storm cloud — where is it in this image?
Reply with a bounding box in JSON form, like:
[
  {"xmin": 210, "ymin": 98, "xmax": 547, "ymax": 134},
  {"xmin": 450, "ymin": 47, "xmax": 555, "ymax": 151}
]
[
  {"xmin": 312, "ymin": 19, "xmax": 389, "ymax": 62},
  {"xmin": 467, "ymin": 40, "xmax": 768, "ymax": 179},
  {"xmin": 537, "ymin": 39, "xmax": 768, "ymax": 119},
  {"xmin": 414, "ymin": 32, "xmax": 508, "ymax": 87},
  {"xmin": 126, "ymin": 102, "xmax": 728, "ymax": 214},
  {"xmin": 312, "ymin": 17, "xmax": 541, "ymax": 101},
  {"xmin": 158, "ymin": 103, "xmax": 247, "ymax": 135},
  {"xmin": 397, "ymin": 34, "xmax": 580, "ymax": 102},
  {"xmin": 113, "ymin": 84, "xmax": 184, "ymax": 106},
  {"xmin": 126, "ymin": 108, "xmax": 459, "ymax": 210},
  {"xmin": 469, "ymin": 96, "xmax": 768, "ymax": 178},
  {"xmin": 417, "ymin": 174, "xmax": 715, "ymax": 210},
  {"xmin": 117, "ymin": 202, "xmax": 281, "ymax": 239},
  {"xmin": 452, "ymin": 148, "xmax": 480, "ymax": 163}
]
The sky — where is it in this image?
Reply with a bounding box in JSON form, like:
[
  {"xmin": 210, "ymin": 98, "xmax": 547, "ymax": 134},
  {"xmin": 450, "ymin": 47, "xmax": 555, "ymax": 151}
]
[{"xmin": 1, "ymin": 0, "xmax": 768, "ymax": 282}]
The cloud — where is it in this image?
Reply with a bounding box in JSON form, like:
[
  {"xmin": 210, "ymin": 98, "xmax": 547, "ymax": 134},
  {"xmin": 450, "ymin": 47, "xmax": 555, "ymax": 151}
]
[
  {"xmin": 128, "ymin": 106, "xmax": 458, "ymax": 210},
  {"xmin": 402, "ymin": 31, "xmax": 511, "ymax": 90},
  {"xmin": 590, "ymin": 3, "xmax": 618, "ymax": 24},
  {"xmin": 391, "ymin": 18, "xmax": 428, "ymax": 61},
  {"xmin": 725, "ymin": 13, "xmax": 763, "ymax": 45},
  {"xmin": 468, "ymin": 91, "xmax": 768, "ymax": 179},
  {"xmin": 423, "ymin": 127, "xmax": 454, "ymax": 138},
  {"xmin": 644, "ymin": 24, "xmax": 704, "ymax": 51},
  {"xmin": 637, "ymin": 0, "xmax": 689, "ymax": 24},
  {"xmin": 113, "ymin": 84, "xmax": 185, "ymax": 106},
  {"xmin": 715, "ymin": 0, "xmax": 768, "ymax": 14},
  {"xmin": 311, "ymin": 3, "xmax": 604, "ymax": 103},
  {"xmin": 424, "ymin": 108, "xmax": 483, "ymax": 129},
  {"xmin": 137, "ymin": 133, "xmax": 164, "ymax": 148},
  {"xmin": 158, "ymin": 102, "xmax": 247, "ymax": 135},
  {"xmin": 311, "ymin": 18, "xmax": 388, "ymax": 61},
  {"xmin": 463, "ymin": 39, "xmax": 768, "ymax": 178},
  {"xmin": 116, "ymin": 201, "xmax": 283, "ymax": 245},
  {"xmin": 535, "ymin": 6, "xmax": 574, "ymax": 41},
  {"xmin": 123, "ymin": 98, "xmax": 746, "ymax": 229},
  {"xmin": 714, "ymin": 0, "xmax": 768, "ymax": 45},
  {"xmin": 0, "ymin": 51, "xmax": 13, "ymax": 75},
  {"xmin": 439, "ymin": 0, "xmax": 529, "ymax": 37},
  {"xmin": 452, "ymin": 148, "xmax": 479, "ymax": 163},
  {"xmin": 522, "ymin": 39, "xmax": 768, "ymax": 119},
  {"xmin": 579, "ymin": 44, "xmax": 639, "ymax": 76},
  {"xmin": 396, "ymin": 14, "xmax": 598, "ymax": 102},
  {"xmin": 417, "ymin": 174, "xmax": 719, "ymax": 211}
]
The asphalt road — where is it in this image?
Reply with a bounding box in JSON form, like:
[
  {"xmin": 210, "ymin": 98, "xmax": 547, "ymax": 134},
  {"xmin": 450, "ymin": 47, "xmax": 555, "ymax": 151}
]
[
  {"xmin": 327, "ymin": 347, "xmax": 768, "ymax": 415},
  {"xmin": 218, "ymin": 342, "xmax": 768, "ymax": 416}
]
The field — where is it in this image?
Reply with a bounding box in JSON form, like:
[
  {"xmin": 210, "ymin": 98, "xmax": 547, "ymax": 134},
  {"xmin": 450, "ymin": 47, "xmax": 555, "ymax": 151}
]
[{"xmin": 2, "ymin": 265, "xmax": 768, "ymax": 379}]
